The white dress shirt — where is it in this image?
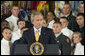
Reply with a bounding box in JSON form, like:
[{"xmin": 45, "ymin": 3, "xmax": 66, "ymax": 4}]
[
  {"xmin": 5, "ymin": 15, "xmax": 19, "ymax": 32},
  {"xmin": 11, "ymin": 29, "xmax": 22, "ymax": 43},
  {"xmin": 55, "ymin": 32, "xmax": 62, "ymax": 38},
  {"xmin": 74, "ymin": 42, "xmax": 84, "ymax": 55},
  {"xmin": 48, "ymin": 20, "xmax": 55, "ymax": 29},
  {"xmin": 33, "ymin": 26, "xmax": 41, "ymax": 36},
  {"xmin": 1, "ymin": 38, "xmax": 11, "ymax": 55},
  {"xmin": 60, "ymin": 13, "xmax": 70, "ymax": 17},
  {"xmin": 61, "ymin": 27, "xmax": 73, "ymax": 39}
]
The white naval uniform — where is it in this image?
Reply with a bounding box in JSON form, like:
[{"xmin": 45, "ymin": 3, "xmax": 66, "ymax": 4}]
[
  {"xmin": 61, "ymin": 27, "xmax": 73, "ymax": 40},
  {"xmin": 11, "ymin": 29, "xmax": 22, "ymax": 43},
  {"xmin": 1, "ymin": 38, "xmax": 11, "ymax": 55},
  {"xmin": 74, "ymin": 42, "xmax": 84, "ymax": 55},
  {"xmin": 5, "ymin": 15, "xmax": 19, "ymax": 32},
  {"xmin": 48, "ymin": 20, "xmax": 55, "ymax": 29}
]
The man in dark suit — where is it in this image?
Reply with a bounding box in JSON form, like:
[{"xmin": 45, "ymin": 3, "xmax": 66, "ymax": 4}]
[
  {"xmin": 19, "ymin": 11, "xmax": 57, "ymax": 44},
  {"xmin": 52, "ymin": 21, "xmax": 71, "ymax": 55},
  {"xmin": 12, "ymin": 11, "xmax": 57, "ymax": 55}
]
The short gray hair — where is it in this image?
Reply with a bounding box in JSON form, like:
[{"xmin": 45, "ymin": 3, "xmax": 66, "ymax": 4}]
[{"xmin": 31, "ymin": 11, "xmax": 43, "ymax": 22}]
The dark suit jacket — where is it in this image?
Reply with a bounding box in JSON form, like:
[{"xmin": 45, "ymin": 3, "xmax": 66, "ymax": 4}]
[
  {"xmin": 20, "ymin": 27, "xmax": 57, "ymax": 45},
  {"xmin": 79, "ymin": 26, "xmax": 84, "ymax": 45},
  {"xmin": 67, "ymin": 14, "xmax": 79, "ymax": 32},
  {"xmin": 55, "ymin": 33, "xmax": 71, "ymax": 55}
]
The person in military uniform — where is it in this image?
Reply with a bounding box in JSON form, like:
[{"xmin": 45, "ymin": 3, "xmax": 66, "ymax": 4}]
[
  {"xmin": 60, "ymin": 3, "xmax": 79, "ymax": 32},
  {"xmin": 52, "ymin": 21, "xmax": 71, "ymax": 55},
  {"xmin": 76, "ymin": 13, "xmax": 84, "ymax": 45}
]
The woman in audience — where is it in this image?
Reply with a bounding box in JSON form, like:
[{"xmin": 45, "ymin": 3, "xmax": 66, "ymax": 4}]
[{"xmin": 72, "ymin": 32, "xmax": 84, "ymax": 55}]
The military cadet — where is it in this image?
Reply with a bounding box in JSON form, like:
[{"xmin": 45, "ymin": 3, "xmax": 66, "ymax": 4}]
[
  {"xmin": 76, "ymin": 13, "xmax": 84, "ymax": 45},
  {"xmin": 11, "ymin": 19, "xmax": 28, "ymax": 43},
  {"xmin": 46, "ymin": 11, "xmax": 56, "ymax": 29},
  {"xmin": 1, "ymin": 20, "xmax": 9, "ymax": 40},
  {"xmin": 5, "ymin": 5, "xmax": 20, "ymax": 32},
  {"xmin": 52, "ymin": 21, "xmax": 71, "ymax": 55},
  {"xmin": 79, "ymin": 2, "xmax": 84, "ymax": 13},
  {"xmin": 1, "ymin": 27, "xmax": 12, "ymax": 55},
  {"xmin": 60, "ymin": 3, "xmax": 79, "ymax": 32},
  {"xmin": 60, "ymin": 17, "xmax": 73, "ymax": 40}
]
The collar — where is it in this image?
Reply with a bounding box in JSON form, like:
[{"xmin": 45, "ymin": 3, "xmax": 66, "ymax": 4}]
[
  {"xmin": 11, "ymin": 14, "xmax": 19, "ymax": 20},
  {"xmin": 55, "ymin": 32, "xmax": 62, "ymax": 38},
  {"xmin": 62, "ymin": 14, "xmax": 70, "ymax": 17},
  {"xmin": 76, "ymin": 42, "xmax": 81, "ymax": 47},
  {"xmin": 79, "ymin": 24, "xmax": 84, "ymax": 28},
  {"xmin": 62, "ymin": 27, "xmax": 68, "ymax": 30},
  {"xmin": 33, "ymin": 26, "xmax": 41, "ymax": 35},
  {"xmin": 1, "ymin": 38, "xmax": 10, "ymax": 43},
  {"xmin": 49, "ymin": 20, "xmax": 55, "ymax": 23}
]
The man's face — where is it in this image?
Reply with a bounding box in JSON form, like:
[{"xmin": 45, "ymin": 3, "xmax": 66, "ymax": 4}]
[
  {"xmin": 32, "ymin": 15, "xmax": 43, "ymax": 29},
  {"xmin": 60, "ymin": 18, "xmax": 68, "ymax": 28},
  {"xmin": 76, "ymin": 16, "xmax": 84, "ymax": 26},
  {"xmin": 11, "ymin": 6, "xmax": 19, "ymax": 17},
  {"xmin": 18, "ymin": 21, "xmax": 25, "ymax": 29},
  {"xmin": 53, "ymin": 23, "xmax": 62, "ymax": 34},
  {"xmin": 47, "ymin": 12, "xmax": 54, "ymax": 22},
  {"xmin": 63, "ymin": 4, "xmax": 71, "ymax": 15},
  {"xmin": 80, "ymin": 4, "xmax": 84, "ymax": 13}
]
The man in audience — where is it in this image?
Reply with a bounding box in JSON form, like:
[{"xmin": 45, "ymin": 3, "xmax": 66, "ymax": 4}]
[
  {"xmin": 76, "ymin": 13, "xmax": 84, "ymax": 45},
  {"xmin": 1, "ymin": 27, "xmax": 12, "ymax": 55},
  {"xmin": 60, "ymin": 3, "xmax": 79, "ymax": 32},
  {"xmin": 52, "ymin": 21, "xmax": 71, "ymax": 55},
  {"xmin": 79, "ymin": 2, "xmax": 84, "ymax": 13},
  {"xmin": 60, "ymin": 17, "xmax": 73, "ymax": 40},
  {"xmin": 1, "ymin": 20, "xmax": 9, "ymax": 40},
  {"xmin": 5, "ymin": 5, "xmax": 20, "ymax": 32}
]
